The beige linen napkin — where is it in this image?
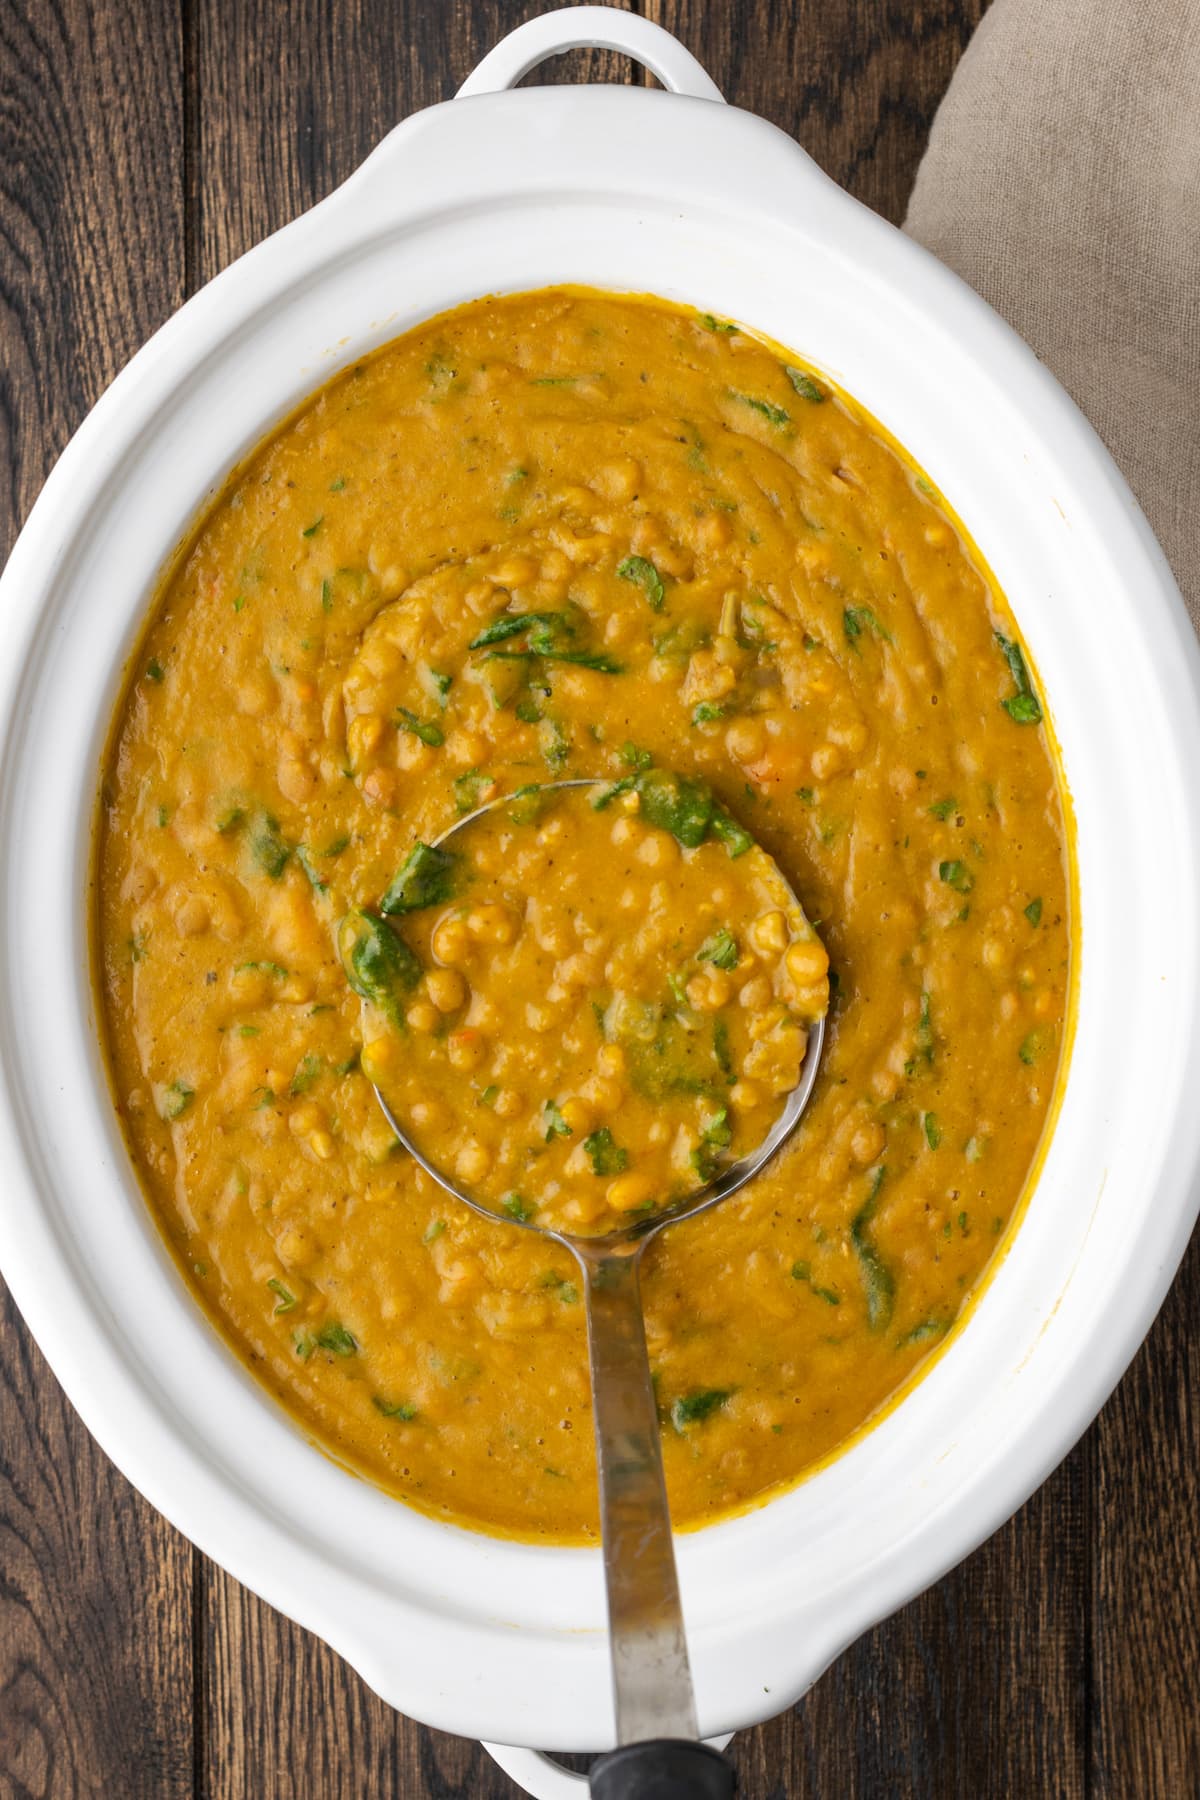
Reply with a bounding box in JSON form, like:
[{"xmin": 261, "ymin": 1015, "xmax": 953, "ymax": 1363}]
[{"xmin": 904, "ymin": 0, "xmax": 1200, "ymax": 625}]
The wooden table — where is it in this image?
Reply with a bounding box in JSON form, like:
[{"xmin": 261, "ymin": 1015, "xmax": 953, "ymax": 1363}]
[{"xmin": 2, "ymin": 3, "xmax": 1197, "ymax": 1794}]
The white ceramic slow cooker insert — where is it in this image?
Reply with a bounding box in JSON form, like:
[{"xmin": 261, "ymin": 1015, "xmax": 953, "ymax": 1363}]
[{"xmin": 2, "ymin": 12, "xmax": 1200, "ymax": 1798}]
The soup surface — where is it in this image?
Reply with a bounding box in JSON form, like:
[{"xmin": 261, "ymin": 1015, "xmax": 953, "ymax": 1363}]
[
  {"xmin": 350, "ymin": 778, "xmax": 828, "ymax": 1236},
  {"xmin": 95, "ymin": 288, "xmax": 1071, "ymax": 1541}
]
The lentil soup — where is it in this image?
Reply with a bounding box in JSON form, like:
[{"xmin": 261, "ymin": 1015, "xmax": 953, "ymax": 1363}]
[{"xmin": 94, "ymin": 288, "xmax": 1072, "ymax": 1541}]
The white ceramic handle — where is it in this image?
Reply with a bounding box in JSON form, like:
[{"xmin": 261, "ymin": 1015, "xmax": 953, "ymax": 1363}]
[
  {"xmin": 456, "ymin": 6, "xmax": 725, "ymax": 103},
  {"xmin": 482, "ymin": 1743, "xmax": 588, "ymax": 1799},
  {"xmin": 481, "ymin": 1734, "xmax": 736, "ymax": 1799}
]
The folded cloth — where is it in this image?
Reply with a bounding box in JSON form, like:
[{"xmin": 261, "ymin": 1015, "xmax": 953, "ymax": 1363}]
[{"xmin": 904, "ymin": 0, "xmax": 1200, "ymax": 625}]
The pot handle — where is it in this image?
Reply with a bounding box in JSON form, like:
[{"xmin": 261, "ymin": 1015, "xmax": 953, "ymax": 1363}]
[
  {"xmin": 456, "ymin": 6, "xmax": 725, "ymax": 103},
  {"xmin": 481, "ymin": 1734, "xmax": 736, "ymax": 1799}
]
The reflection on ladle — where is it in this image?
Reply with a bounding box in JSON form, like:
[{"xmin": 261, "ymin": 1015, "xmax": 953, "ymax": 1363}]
[{"xmin": 349, "ymin": 776, "xmax": 828, "ymax": 1798}]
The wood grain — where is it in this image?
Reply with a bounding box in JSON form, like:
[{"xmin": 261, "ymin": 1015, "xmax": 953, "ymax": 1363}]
[
  {"xmin": 0, "ymin": 1, "xmax": 193, "ymax": 1796},
  {"xmin": 1091, "ymin": 1233, "xmax": 1200, "ymax": 1796},
  {"xmin": 644, "ymin": 0, "xmax": 991, "ymax": 224},
  {"xmin": 3, "ymin": 2, "xmax": 1199, "ymax": 1796}
]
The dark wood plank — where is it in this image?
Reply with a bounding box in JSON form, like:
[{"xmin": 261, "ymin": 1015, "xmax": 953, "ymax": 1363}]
[
  {"xmin": 0, "ymin": 0, "xmax": 193, "ymax": 1795},
  {"xmin": 736, "ymin": 1456, "xmax": 1087, "ymax": 1800},
  {"xmin": 1091, "ymin": 1231, "xmax": 1200, "ymax": 1796},
  {"xmin": 202, "ymin": 1560, "xmax": 530, "ymax": 1799},
  {"xmin": 0, "ymin": 1289, "xmax": 195, "ymax": 1800},
  {"xmin": 644, "ymin": 0, "xmax": 990, "ymax": 225},
  {"xmin": 187, "ymin": 0, "xmax": 637, "ymax": 281}
]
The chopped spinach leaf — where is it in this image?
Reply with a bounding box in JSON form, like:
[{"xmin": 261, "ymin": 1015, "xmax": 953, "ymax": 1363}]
[
  {"xmin": 733, "ymin": 393, "xmax": 790, "ymax": 428},
  {"xmin": 697, "ymin": 927, "xmax": 739, "ymax": 971},
  {"xmin": 617, "ymin": 555, "xmax": 665, "ymax": 612},
  {"xmin": 843, "ymin": 605, "xmax": 892, "ymax": 649},
  {"xmin": 289, "ymin": 1053, "xmax": 321, "ymax": 1097},
  {"xmin": 161, "ymin": 1080, "xmax": 194, "ymax": 1121},
  {"xmin": 267, "ymin": 1278, "xmax": 297, "ymax": 1315},
  {"xmin": 454, "ymin": 767, "xmax": 493, "ymax": 814},
  {"xmin": 851, "ymin": 1166, "xmax": 895, "ymax": 1331},
  {"xmin": 250, "ymin": 814, "xmax": 291, "ymax": 879},
  {"xmin": 337, "ymin": 909, "xmax": 421, "ymax": 1025},
  {"xmin": 584, "ymin": 1127, "xmax": 628, "ymax": 1177},
  {"xmin": 939, "ymin": 859, "xmax": 974, "ymax": 894},
  {"xmin": 544, "ymin": 1101, "xmax": 572, "ymax": 1142},
  {"xmin": 380, "ymin": 842, "xmax": 457, "ymax": 916},
  {"xmin": 785, "ymin": 366, "xmax": 825, "ymax": 403},
  {"xmin": 670, "ymin": 1388, "xmax": 733, "ymax": 1432},
  {"xmin": 791, "ymin": 1261, "xmax": 840, "ymax": 1305},
  {"xmin": 315, "ymin": 1321, "xmax": 357, "ymax": 1356},
  {"xmin": 395, "ymin": 706, "xmax": 444, "ymax": 748},
  {"xmin": 995, "ymin": 631, "xmax": 1043, "ymax": 724},
  {"xmin": 373, "ymin": 1396, "xmax": 417, "ymax": 1420}
]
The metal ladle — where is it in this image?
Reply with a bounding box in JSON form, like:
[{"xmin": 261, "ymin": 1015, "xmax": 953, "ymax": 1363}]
[{"xmin": 371, "ymin": 780, "xmax": 827, "ymax": 1800}]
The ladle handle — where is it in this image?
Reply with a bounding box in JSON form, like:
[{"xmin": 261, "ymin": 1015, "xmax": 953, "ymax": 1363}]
[{"xmin": 577, "ymin": 1244, "xmax": 701, "ymax": 1746}]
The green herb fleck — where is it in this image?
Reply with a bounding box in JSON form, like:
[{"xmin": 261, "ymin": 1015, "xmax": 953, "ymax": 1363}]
[
  {"xmin": 995, "ymin": 631, "xmax": 1043, "ymax": 724},
  {"xmin": 380, "ymin": 842, "xmax": 457, "ymax": 916},
  {"xmin": 315, "ymin": 1321, "xmax": 357, "ymax": 1356},
  {"xmin": 690, "ymin": 1106, "xmax": 734, "ymax": 1183},
  {"xmin": 395, "ymin": 706, "xmax": 444, "ymax": 748},
  {"xmin": 544, "ymin": 1101, "xmax": 572, "ymax": 1142},
  {"xmin": 928, "ymin": 796, "xmax": 957, "ymax": 821},
  {"xmin": 584, "ymin": 1127, "xmax": 628, "ymax": 1177},
  {"xmin": 250, "ymin": 814, "xmax": 291, "ymax": 879},
  {"xmin": 161, "ymin": 1080, "xmax": 194, "ymax": 1121},
  {"xmin": 697, "ymin": 928, "xmax": 739, "ymax": 971},
  {"xmin": 785, "ymin": 366, "xmax": 824, "ymax": 403},
  {"xmin": 617, "ymin": 555, "xmax": 665, "ymax": 612},
  {"xmin": 289, "ymin": 1053, "xmax": 321, "ymax": 1097},
  {"xmin": 454, "ymin": 767, "xmax": 493, "ymax": 814},
  {"xmin": 302, "ymin": 516, "xmax": 323, "ymax": 538},
  {"xmin": 145, "ymin": 658, "xmax": 164, "ymax": 683},
  {"xmin": 843, "ymin": 605, "xmax": 892, "ymax": 649},
  {"xmin": 733, "ymin": 392, "xmax": 789, "ymax": 428},
  {"xmin": 373, "ymin": 1396, "xmax": 417, "ymax": 1420},
  {"xmin": 939, "ymin": 859, "xmax": 974, "ymax": 895},
  {"xmin": 504, "ymin": 1193, "xmax": 534, "ymax": 1221},
  {"xmin": 791, "ymin": 1261, "xmax": 840, "ymax": 1305},
  {"xmin": 923, "ymin": 1112, "xmax": 942, "ymax": 1150},
  {"xmin": 337, "ymin": 909, "xmax": 421, "ymax": 1025},
  {"xmin": 671, "ymin": 1389, "xmax": 733, "ymax": 1432},
  {"xmin": 267, "ymin": 1278, "xmax": 297, "ymax": 1315},
  {"xmin": 1025, "ymin": 897, "xmax": 1043, "ymax": 927},
  {"xmin": 851, "ymin": 1166, "xmax": 894, "ymax": 1331},
  {"xmin": 897, "ymin": 1316, "xmax": 951, "ymax": 1349}
]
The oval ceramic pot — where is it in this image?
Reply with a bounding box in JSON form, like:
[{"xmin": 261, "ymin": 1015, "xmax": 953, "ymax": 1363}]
[{"xmin": 2, "ymin": 11, "xmax": 1200, "ymax": 1800}]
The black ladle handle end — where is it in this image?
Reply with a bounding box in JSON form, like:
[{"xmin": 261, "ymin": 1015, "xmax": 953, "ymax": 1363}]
[{"xmin": 590, "ymin": 1739, "xmax": 736, "ymax": 1799}]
